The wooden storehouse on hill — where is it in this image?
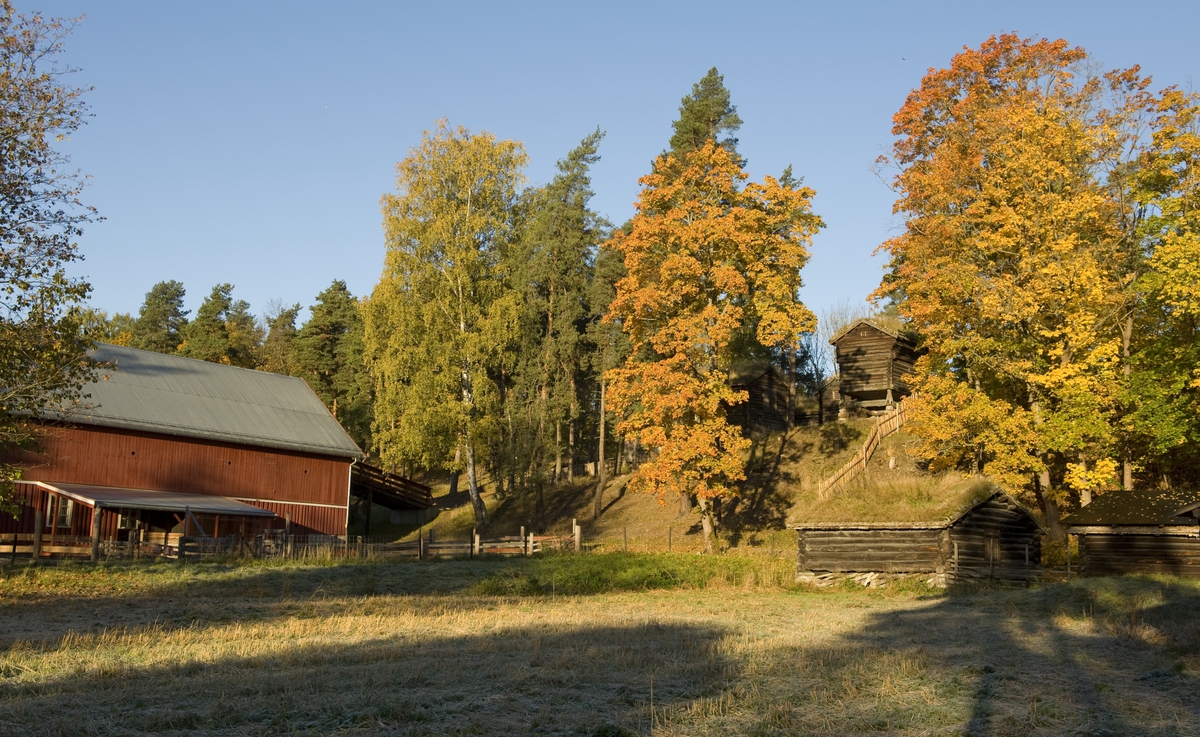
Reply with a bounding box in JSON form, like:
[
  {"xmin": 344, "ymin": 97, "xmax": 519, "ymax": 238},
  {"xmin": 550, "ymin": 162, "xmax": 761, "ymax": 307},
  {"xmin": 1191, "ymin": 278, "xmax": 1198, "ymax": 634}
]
[
  {"xmin": 1064, "ymin": 489, "xmax": 1200, "ymax": 578},
  {"xmin": 0, "ymin": 343, "xmax": 431, "ymax": 551},
  {"xmin": 831, "ymin": 319, "xmax": 921, "ymax": 414},
  {"xmin": 789, "ymin": 484, "xmax": 1043, "ymax": 585},
  {"xmin": 727, "ymin": 362, "xmax": 790, "ymax": 434}
]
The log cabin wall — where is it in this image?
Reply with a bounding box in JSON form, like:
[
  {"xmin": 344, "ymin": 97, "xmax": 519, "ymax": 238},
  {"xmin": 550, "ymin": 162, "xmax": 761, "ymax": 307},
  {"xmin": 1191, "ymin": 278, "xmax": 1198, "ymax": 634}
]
[
  {"xmin": 797, "ymin": 528, "xmax": 943, "ymax": 574},
  {"xmin": 833, "ymin": 322, "xmax": 920, "ymax": 410},
  {"xmin": 729, "ymin": 369, "xmax": 789, "ymax": 434},
  {"xmin": 947, "ymin": 495, "xmax": 1042, "ymax": 582},
  {"xmin": 1078, "ymin": 534, "xmax": 1200, "ymax": 577},
  {"xmin": 0, "ymin": 422, "xmax": 351, "ymax": 535}
]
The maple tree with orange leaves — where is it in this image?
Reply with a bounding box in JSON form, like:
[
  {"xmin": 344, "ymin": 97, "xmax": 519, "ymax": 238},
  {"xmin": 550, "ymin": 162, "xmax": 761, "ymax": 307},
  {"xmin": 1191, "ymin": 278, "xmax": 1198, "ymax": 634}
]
[{"xmin": 605, "ymin": 140, "xmax": 821, "ymax": 552}]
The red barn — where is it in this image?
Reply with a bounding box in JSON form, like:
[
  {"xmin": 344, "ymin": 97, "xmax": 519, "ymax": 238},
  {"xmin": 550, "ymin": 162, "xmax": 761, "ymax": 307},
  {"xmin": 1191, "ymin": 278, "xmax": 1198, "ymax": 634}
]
[{"xmin": 0, "ymin": 343, "xmax": 368, "ymax": 544}]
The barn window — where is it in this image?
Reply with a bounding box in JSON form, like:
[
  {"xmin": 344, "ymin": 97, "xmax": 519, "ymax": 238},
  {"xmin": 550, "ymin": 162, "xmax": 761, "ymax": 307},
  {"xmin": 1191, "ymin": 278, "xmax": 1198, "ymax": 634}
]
[
  {"xmin": 47, "ymin": 498, "xmax": 74, "ymax": 528},
  {"xmin": 118, "ymin": 509, "xmax": 138, "ymax": 529}
]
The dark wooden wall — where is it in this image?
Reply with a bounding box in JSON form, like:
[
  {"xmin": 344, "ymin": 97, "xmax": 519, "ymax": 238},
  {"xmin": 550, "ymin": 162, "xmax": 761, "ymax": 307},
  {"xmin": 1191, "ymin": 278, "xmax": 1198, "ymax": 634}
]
[
  {"xmin": 834, "ymin": 324, "xmax": 919, "ymax": 408},
  {"xmin": 0, "ymin": 422, "xmax": 351, "ymax": 536},
  {"xmin": 1079, "ymin": 534, "xmax": 1200, "ymax": 577},
  {"xmin": 730, "ymin": 370, "xmax": 789, "ymax": 434},
  {"xmin": 797, "ymin": 528, "xmax": 943, "ymax": 574},
  {"xmin": 947, "ymin": 495, "xmax": 1042, "ymax": 582}
]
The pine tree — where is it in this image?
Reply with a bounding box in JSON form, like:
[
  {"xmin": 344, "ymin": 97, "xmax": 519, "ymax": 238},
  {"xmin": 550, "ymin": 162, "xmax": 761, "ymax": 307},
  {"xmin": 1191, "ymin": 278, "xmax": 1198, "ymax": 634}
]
[
  {"xmin": 667, "ymin": 67, "xmax": 743, "ymax": 163},
  {"xmin": 130, "ymin": 280, "xmax": 189, "ymax": 354},
  {"xmin": 508, "ymin": 130, "xmax": 607, "ymax": 520},
  {"xmin": 178, "ymin": 284, "xmax": 260, "ymax": 367},
  {"xmin": 292, "ymin": 281, "xmax": 372, "ymax": 452}
]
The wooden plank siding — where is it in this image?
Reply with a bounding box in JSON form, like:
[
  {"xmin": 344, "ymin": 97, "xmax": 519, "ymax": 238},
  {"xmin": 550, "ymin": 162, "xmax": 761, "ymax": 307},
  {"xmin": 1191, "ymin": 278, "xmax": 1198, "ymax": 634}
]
[
  {"xmin": 0, "ymin": 422, "xmax": 351, "ymax": 536},
  {"xmin": 833, "ymin": 322, "xmax": 921, "ymax": 410},
  {"xmin": 798, "ymin": 529, "xmax": 942, "ymax": 573},
  {"xmin": 947, "ymin": 495, "xmax": 1042, "ymax": 581},
  {"xmin": 1078, "ymin": 534, "xmax": 1200, "ymax": 577},
  {"xmin": 795, "ymin": 492, "xmax": 1042, "ymax": 584},
  {"xmin": 729, "ymin": 368, "xmax": 789, "ymax": 434}
]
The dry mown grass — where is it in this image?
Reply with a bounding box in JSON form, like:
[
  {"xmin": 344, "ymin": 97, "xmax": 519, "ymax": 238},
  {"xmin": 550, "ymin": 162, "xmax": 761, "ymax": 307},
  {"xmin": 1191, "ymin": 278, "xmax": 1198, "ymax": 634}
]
[{"xmin": 0, "ymin": 556, "xmax": 1198, "ymax": 736}]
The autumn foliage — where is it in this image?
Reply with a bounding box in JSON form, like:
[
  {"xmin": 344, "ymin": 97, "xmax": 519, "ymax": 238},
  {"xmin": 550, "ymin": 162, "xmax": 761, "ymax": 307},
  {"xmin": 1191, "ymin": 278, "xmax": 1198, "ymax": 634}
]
[{"xmin": 605, "ymin": 141, "xmax": 820, "ymax": 548}]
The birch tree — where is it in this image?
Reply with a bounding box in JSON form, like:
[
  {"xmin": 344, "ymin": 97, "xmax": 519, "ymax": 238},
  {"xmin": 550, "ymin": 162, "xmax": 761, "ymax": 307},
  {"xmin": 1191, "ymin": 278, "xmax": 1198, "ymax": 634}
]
[{"xmin": 365, "ymin": 121, "xmax": 526, "ymax": 526}]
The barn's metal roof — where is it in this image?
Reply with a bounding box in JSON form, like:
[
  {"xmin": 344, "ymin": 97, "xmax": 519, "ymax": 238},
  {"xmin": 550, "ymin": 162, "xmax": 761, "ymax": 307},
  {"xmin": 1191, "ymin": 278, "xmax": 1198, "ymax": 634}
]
[
  {"xmin": 29, "ymin": 481, "xmax": 277, "ymax": 517},
  {"xmin": 1063, "ymin": 489, "xmax": 1200, "ymax": 527},
  {"xmin": 40, "ymin": 344, "xmax": 362, "ymax": 459}
]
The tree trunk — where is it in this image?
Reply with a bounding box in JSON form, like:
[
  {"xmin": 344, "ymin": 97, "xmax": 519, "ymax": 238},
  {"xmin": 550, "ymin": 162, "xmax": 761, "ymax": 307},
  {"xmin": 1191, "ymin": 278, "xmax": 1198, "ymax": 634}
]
[
  {"xmin": 1122, "ymin": 313, "xmax": 1134, "ymax": 491},
  {"xmin": 678, "ymin": 491, "xmax": 692, "ymax": 517},
  {"xmin": 1031, "ymin": 397, "xmax": 1065, "ymax": 542},
  {"xmin": 464, "ymin": 441, "xmax": 488, "ymax": 527},
  {"xmin": 448, "ymin": 443, "xmax": 461, "ymax": 497},
  {"xmin": 614, "ymin": 436, "xmax": 624, "ymax": 476},
  {"xmin": 787, "ymin": 343, "xmax": 796, "ymax": 429},
  {"xmin": 555, "ymin": 422, "xmax": 563, "ymax": 483},
  {"xmin": 697, "ymin": 497, "xmax": 715, "ymax": 554},
  {"xmin": 593, "ymin": 378, "xmax": 607, "ymax": 520},
  {"xmin": 568, "ymin": 384, "xmax": 576, "ymax": 483}
]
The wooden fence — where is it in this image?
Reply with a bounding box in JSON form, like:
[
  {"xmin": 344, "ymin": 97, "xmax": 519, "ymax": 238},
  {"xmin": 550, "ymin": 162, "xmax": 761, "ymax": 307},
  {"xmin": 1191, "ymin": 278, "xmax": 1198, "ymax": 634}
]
[{"xmin": 817, "ymin": 401, "xmax": 909, "ymax": 498}]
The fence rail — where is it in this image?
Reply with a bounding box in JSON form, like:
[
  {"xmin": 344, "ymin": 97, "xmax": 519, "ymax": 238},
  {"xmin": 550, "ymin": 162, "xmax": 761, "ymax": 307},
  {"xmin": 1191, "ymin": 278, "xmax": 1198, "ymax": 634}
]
[{"xmin": 817, "ymin": 401, "xmax": 909, "ymax": 498}]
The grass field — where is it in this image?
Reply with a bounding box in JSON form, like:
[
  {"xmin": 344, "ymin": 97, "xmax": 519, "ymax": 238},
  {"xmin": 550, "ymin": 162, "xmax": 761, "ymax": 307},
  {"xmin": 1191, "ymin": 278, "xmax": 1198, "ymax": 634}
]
[{"xmin": 1, "ymin": 555, "xmax": 1198, "ymax": 736}]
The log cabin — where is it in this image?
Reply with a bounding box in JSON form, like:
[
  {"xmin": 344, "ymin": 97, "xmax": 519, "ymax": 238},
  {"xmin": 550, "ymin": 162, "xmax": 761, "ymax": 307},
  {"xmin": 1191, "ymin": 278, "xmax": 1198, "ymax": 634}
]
[
  {"xmin": 0, "ymin": 343, "xmax": 430, "ymax": 551},
  {"xmin": 790, "ymin": 486, "xmax": 1043, "ymax": 585},
  {"xmin": 727, "ymin": 362, "xmax": 790, "ymax": 434},
  {"xmin": 830, "ymin": 319, "xmax": 921, "ymax": 414},
  {"xmin": 1064, "ymin": 489, "xmax": 1200, "ymax": 578}
]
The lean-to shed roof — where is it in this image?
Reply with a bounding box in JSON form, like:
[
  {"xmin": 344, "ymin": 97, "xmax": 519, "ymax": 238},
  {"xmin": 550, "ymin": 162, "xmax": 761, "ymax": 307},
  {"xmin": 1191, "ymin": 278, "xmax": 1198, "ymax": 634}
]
[
  {"xmin": 40, "ymin": 344, "xmax": 362, "ymax": 460},
  {"xmin": 1063, "ymin": 489, "xmax": 1200, "ymax": 527},
  {"xmin": 828, "ymin": 318, "xmax": 917, "ymax": 346}
]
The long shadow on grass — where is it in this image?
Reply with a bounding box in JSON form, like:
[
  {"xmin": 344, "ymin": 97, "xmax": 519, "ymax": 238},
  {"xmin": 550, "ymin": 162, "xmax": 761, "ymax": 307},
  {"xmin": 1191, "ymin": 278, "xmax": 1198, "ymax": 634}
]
[
  {"xmin": 705, "ymin": 579, "xmax": 1200, "ymax": 736},
  {"xmin": 0, "ymin": 620, "xmax": 730, "ymax": 737},
  {"xmin": 0, "ymin": 555, "xmax": 757, "ymax": 651}
]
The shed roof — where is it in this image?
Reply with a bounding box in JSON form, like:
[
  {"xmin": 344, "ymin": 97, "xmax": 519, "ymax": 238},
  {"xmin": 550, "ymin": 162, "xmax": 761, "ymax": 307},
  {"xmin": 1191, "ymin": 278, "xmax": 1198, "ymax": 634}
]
[
  {"xmin": 728, "ymin": 361, "xmax": 784, "ymax": 385},
  {"xmin": 787, "ymin": 476, "xmax": 1004, "ymax": 528},
  {"xmin": 828, "ymin": 318, "xmax": 916, "ymax": 347},
  {"xmin": 1063, "ymin": 489, "xmax": 1200, "ymax": 527},
  {"xmin": 27, "ymin": 481, "xmax": 276, "ymax": 517},
  {"xmin": 41, "ymin": 343, "xmax": 362, "ymax": 459}
]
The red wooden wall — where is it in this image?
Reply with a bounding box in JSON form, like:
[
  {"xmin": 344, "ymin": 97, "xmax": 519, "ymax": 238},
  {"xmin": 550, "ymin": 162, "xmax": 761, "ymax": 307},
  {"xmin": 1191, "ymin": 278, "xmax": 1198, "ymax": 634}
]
[{"xmin": 0, "ymin": 422, "xmax": 351, "ymax": 536}]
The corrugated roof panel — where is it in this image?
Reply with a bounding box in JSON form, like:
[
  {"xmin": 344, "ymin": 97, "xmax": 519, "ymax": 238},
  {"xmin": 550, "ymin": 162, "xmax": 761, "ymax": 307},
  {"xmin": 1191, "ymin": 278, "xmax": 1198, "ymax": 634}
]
[{"xmin": 39, "ymin": 344, "xmax": 363, "ymax": 459}]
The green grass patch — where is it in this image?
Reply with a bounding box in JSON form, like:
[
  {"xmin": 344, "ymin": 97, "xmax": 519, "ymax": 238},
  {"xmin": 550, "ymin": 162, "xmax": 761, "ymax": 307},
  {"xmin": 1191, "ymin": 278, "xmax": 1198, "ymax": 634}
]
[{"xmin": 470, "ymin": 551, "xmax": 798, "ymax": 595}]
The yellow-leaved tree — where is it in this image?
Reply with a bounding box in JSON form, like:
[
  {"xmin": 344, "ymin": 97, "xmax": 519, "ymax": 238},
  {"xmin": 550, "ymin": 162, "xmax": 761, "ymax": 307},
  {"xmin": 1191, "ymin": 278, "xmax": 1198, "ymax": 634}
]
[
  {"xmin": 364, "ymin": 121, "xmax": 527, "ymax": 527},
  {"xmin": 876, "ymin": 35, "xmax": 1152, "ymax": 538},
  {"xmin": 605, "ymin": 140, "xmax": 821, "ymax": 553}
]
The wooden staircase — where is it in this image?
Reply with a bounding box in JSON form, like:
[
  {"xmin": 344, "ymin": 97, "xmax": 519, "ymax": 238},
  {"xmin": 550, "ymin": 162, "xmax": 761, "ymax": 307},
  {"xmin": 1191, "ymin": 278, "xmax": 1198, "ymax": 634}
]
[{"xmin": 817, "ymin": 402, "xmax": 909, "ymax": 498}]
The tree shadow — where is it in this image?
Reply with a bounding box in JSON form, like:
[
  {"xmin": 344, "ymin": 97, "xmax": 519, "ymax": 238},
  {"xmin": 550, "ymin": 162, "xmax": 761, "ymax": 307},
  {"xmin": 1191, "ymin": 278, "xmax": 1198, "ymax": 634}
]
[
  {"xmin": 695, "ymin": 578, "xmax": 1200, "ymax": 735},
  {"xmin": 0, "ymin": 620, "xmax": 732, "ymax": 736},
  {"xmin": 818, "ymin": 422, "xmax": 863, "ymax": 456},
  {"xmin": 723, "ymin": 432, "xmax": 800, "ymax": 546}
]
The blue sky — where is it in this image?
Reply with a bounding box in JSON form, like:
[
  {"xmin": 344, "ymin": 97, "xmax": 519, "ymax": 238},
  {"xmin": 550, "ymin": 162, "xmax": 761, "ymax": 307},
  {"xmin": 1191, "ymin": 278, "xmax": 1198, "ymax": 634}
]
[{"xmin": 37, "ymin": 0, "xmax": 1200, "ymax": 323}]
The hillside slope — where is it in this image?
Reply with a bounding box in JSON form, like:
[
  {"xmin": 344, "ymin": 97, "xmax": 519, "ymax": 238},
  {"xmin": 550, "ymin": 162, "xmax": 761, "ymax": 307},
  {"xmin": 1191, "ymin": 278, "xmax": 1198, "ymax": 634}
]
[{"xmin": 353, "ymin": 418, "xmax": 972, "ymax": 552}]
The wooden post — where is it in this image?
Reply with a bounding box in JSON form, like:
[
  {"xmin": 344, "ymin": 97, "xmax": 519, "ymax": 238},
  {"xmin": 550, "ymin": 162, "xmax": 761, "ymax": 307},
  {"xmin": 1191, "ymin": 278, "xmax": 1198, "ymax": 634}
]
[
  {"xmin": 519, "ymin": 525, "xmax": 525, "ymax": 547},
  {"xmin": 474, "ymin": 530, "xmax": 481, "ymax": 557},
  {"xmin": 10, "ymin": 533, "xmax": 16, "ymax": 564},
  {"xmin": 32, "ymin": 510, "xmax": 42, "ymax": 560},
  {"xmin": 952, "ymin": 540, "xmax": 959, "ymax": 576},
  {"xmin": 90, "ymin": 507, "xmax": 102, "ymax": 562},
  {"xmin": 574, "ymin": 522, "xmax": 581, "ymax": 553},
  {"xmin": 527, "ymin": 530, "xmax": 534, "ymax": 556},
  {"xmin": 417, "ymin": 529, "xmax": 424, "ymax": 561},
  {"xmin": 1066, "ymin": 536, "xmax": 1071, "ymax": 579},
  {"xmin": 623, "ymin": 526, "xmax": 628, "ymax": 553}
]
